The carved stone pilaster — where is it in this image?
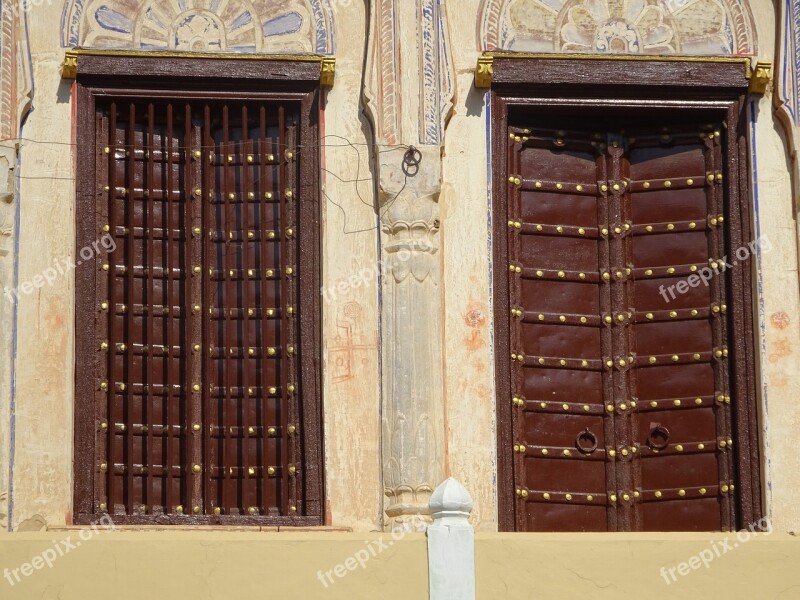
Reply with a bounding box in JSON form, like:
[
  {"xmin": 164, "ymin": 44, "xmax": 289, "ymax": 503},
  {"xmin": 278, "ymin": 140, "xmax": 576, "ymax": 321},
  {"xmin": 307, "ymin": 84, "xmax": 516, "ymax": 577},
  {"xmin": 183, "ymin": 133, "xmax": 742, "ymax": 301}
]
[
  {"xmin": 379, "ymin": 148, "xmax": 443, "ymax": 526},
  {"xmin": 364, "ymin": 0, "xmax": 453, "ymax": 528},
  {"xmin": 0, "ymin": 2, "xmax": 32, "ymax": 530}
]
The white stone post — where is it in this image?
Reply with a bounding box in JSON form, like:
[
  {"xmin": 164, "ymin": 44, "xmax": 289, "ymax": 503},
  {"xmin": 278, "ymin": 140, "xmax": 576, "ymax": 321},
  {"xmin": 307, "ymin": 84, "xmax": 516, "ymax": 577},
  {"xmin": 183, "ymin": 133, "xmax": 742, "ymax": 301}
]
[{"xmin": 427, "ymin": 478, "xmax": 476, "ymax": 600}]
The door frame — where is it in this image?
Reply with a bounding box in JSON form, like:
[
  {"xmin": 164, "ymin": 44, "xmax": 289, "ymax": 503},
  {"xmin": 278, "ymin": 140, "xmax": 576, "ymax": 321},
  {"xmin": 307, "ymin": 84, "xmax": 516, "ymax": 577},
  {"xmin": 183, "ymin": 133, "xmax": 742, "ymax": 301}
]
[{"xmin": 488, "ymin": 56, "xmax": 763, "ymax": 532}]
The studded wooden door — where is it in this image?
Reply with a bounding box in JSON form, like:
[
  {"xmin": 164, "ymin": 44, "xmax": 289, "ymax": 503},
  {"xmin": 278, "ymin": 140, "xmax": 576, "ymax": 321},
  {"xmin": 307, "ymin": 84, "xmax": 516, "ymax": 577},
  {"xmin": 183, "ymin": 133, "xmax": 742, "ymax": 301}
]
[
  {"xmin": 505, "ymin": 121, "xmax": 736, "ymax": 532},
  {"xmin": 79, "ymin": 96, "xmax": 318, "ymax": 523}
]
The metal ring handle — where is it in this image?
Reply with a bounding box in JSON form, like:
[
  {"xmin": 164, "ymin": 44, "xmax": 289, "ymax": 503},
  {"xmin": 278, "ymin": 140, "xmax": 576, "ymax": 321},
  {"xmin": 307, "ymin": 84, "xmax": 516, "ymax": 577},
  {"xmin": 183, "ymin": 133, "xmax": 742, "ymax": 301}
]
[
  {"xmin": 576, "ymin": 429, "xmax": 598, "ymax": 454},
  {"xmin": 647, "ymin": 424, "xmax": 670, "ymax": 450}
]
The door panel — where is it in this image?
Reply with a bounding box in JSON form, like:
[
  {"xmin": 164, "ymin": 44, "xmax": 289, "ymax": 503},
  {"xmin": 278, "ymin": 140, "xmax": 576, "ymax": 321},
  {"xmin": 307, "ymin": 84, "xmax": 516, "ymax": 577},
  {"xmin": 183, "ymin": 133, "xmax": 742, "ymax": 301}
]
[{"xmin": 506, "ymin": 120, "xmax": 735, "ymax": 532}]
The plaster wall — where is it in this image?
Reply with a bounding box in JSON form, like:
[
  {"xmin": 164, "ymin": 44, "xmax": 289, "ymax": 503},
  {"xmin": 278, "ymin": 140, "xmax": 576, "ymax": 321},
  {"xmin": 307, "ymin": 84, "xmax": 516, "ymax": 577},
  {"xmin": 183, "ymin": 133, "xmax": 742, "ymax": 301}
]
[
  {"xmin": 2, "ymin": 0, "xmax": 800, "ymax": 535},
  {"xmin": 0, "ymin": 532, "xmax": 797, "ymax": 598}
]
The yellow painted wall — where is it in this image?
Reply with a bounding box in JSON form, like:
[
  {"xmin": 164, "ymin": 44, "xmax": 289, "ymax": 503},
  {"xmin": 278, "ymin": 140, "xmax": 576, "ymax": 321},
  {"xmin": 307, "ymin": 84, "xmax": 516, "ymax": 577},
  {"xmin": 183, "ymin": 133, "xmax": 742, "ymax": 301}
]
[{"xmin": 0, "ymin": 532, "xmax": 797, "ymax": 599}]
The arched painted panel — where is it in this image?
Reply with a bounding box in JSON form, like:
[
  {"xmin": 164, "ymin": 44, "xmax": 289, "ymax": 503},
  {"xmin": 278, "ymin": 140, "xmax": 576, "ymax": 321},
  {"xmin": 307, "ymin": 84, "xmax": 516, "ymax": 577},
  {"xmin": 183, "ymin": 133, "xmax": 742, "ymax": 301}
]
[
  {"xmin": 61, "ymin": 0, "xmax": 335, "ymax": 54},
  {"xmin": 479, "ymin": 0, "xmax": 756, "ymax": 55}
]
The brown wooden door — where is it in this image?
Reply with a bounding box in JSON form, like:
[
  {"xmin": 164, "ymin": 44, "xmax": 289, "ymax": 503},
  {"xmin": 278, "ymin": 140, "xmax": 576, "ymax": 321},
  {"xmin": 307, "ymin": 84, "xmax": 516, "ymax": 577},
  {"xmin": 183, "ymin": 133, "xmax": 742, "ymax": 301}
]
[{"xmin": 506, "ymin": 120, "xmax": 736, "ymax": 532}]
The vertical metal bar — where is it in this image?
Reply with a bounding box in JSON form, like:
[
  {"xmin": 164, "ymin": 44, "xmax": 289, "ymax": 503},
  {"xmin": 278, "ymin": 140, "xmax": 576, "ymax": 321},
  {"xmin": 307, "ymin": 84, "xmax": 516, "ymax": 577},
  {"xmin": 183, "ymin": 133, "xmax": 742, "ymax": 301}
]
[
  {"xmin": 202, "ymin": 104, "xmax": 214, "ymax": 515},
  {"xmin": 185, "ymin": 102, "xmax": 203, "ymax": 516},
  {"xmin": 106, "ymin": 101, "xmax": 118, "ymax": 514},
  {"xmin": 222, "ymin": 104, "xmax": 234, "ymax": 515},
  {"xmin": 125, "ymin": 101, "xmax": 137, "ymax": 514},
  {"xmin": 164, "ymin": 102, "xmax": 174, "ymax": 513},
  {"xmin": 146, "ymin": 101, "xmax": 156, "ymax": 514},
  {"xmin": 241, "ymin": 104, "xmax": 254, "ymax": 515},
  {"xmin": 278, "ymin": 104, "xmax": 290, "ymax": 515},
  {"xmin": 597, "ymin": 147, "xmax": 615, "ymax": 532},
  {"xmin": 258, "ymin": 104, "xmax": 270, "ymax": 514},
  {"xmin": 709, "ymin": 131, "xmax": 733, "ymax": 530}
]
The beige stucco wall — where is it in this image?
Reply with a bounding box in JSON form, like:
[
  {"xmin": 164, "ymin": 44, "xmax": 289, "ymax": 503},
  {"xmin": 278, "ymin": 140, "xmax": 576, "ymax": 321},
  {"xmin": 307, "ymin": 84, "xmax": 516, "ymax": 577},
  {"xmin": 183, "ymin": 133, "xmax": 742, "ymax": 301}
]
[
  {"xmin": 0, "ymin": 532, "xmax": 797, "ymax": 598},
  {"xmin": 3, "ymin": 0, "xmax": 800, "ymax": 535}
]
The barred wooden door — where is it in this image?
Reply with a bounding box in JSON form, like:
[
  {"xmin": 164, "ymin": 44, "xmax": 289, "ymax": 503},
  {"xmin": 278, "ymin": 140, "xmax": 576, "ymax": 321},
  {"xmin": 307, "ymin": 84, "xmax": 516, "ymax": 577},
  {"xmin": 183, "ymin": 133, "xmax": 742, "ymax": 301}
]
[
  {"xmin": 506, "ymin": 121, "xmax": 736, "ymax": 532},
  {"xmin": 90, "ymin": 98, "xmax": 307, "ymax": 520}
]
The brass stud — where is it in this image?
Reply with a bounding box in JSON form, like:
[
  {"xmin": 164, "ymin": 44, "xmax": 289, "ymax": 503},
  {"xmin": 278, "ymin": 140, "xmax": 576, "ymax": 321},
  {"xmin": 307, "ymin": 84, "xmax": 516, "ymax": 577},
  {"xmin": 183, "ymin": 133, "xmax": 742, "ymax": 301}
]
[
  {"xmin": 645, "ymin": 269, "xmax": 653, "ymax": 276},
  {"xmin": 601, "ymin": 228, "xmax": 609, "ymax": 236},
  {"xmin": 664, "ymin": 181, "xmax": 672, "ymax": 188},
  {"xmin": 698, "ymin": 444, "xmax": 705, "ymax": 450},
  {"xmin": 562, "ymin": 403, "xmax": 569, "ymax": 411},
  {"xmin": 610, "ymin": 494, "xmax": 617, "ymax": 503},
  {"xmin": 669, "ymin": 311, "xmax": 678, "ymax": 318},
  {"xmin": 699, "ymin": 488, "xmax": 707, "ymax": 495},
  {"xmin": 601, "ymin": 185, "xmax": 608, "ymax": 192},
  {"xmin": 676, "ymin": 444, "xmax": 684, "ymax": 452},
  {"xmin": 667, "ymin": 224, "xmax": 675, "ymax": 231},
  {"xmin": 619, "ymin": 403, "xmax": 627, "ymax": 411},
  {"xmin": 643, "ymin": 182, "xmax": 650, "ymax": 189},
  {"xmin": 621, "ymin": 449, "xmax": 629, "ymax": 456},
  {"xmin": 602, "ymin": 272, "xmax": 610, "ymax": 281},
  {"xmin": 286, "ymin": 191, "xmax": 294, "ymax": 199},
  {"xmin": 583, "ymin": 405, "xmax": 590, "ymax": 412},
  {"xmin": 667, "ymin": 267, "xmax": 675, "ymax": 274},
  {"xmin": 655, "ymin": 491, "xmax": 662, "ymax": 498},
  {"xmin": 606, "ymin": 405, "xmax": 614, "ymax": 413},
  {"xmin": 678, "ymin": 489, "xmax": 686, "ymax": 497},
  {"xmin": 558, "ymin": 271, "xmax": 566, "ymax": 279},
  {"xmin": 562, "ymin": 449, "xmax": 571, "ymax": 456},
  {"xmin": 614, "ymin": 227, "xmax": 622, "ymax": 235},
  {"xmin": 102, "ymin": 263, "xmax": 110, "ymax": 272},
  {"xmin": 719, "ymin": 440, "xmax": 727, "ymax": 448},
  {"xmin": 288, "ymin": 425, "xmax": 297, "ymax": 435},
  {"xmin": 671, "ymin": 355, "xmax": 680, "ymax": 362},
  {"xmin": 606, "ymin": 360, "xmax": 613, "ymax": 368},
  {"xmin": 645, "ymin": 225, "xmax": 653, "ymax": 233},
  {"xmin": 623, "ymin": 493, "xmax": 630, "ymax": 502},
  {"xmin": 721, "ymin": 484, "xmax": 729, "ymax": 493},
  {"xmin": 556, "ymin": 183, "xmax": 563, "ymax": 190},
  {"xmin": 538, "ymin": 358, "xmax": 545, "ymax": 365},
  {"xmin": 613, "ymin": 184, "xmax": 620, "ymax": 191},
  {"xmin": 535, "ymin": 181, "xmax": 542, "ymax": 188},
  {"xmin": 689, "ymin": 222, "xmax": 697, "ymax": 229},
  {"xmin": 650, "ymin": 401, "xmax": 658, "ymax": 408},
  {"xmin": 192, "ymin": 464, "xmax": 201, "ymax": 473},
  {"xmin": 580, "ymin": 317, "xmax": 587, "ymax": 324},
  {"xmin": 289, "ymin": 506, "xmax": 297, "ymax": 513},
  {"xmin": 192, "ymin": 383, "xmax": 201, "ymax": 392},
  {"xmin": 710, "ymin": 217, "xmax": 718, "ymax": 226},
  {"xmin": 673, "ymin": 399, "xmax": 682, "ymax": 407},
  {"xmin": 649, "ymin": 357, "xmax": 657, "ymax": 365},
  {"xmin": 559, "ymin": 315, "xmax": 566, "ymax": 323},
  {"xmin": 99, "ymin": 463, "xmax": 107, "ymax": 472}
]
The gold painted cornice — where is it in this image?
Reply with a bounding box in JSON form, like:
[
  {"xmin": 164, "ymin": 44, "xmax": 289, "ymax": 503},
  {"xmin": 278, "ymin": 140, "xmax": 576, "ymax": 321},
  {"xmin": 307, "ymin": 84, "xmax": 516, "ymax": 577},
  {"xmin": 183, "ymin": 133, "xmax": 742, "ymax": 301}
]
[
  {"xmin": 62, "ymin": 49, "xmax": 335, "ymax": 87},
  {"xmin": 474, "ymin": 51, "xmax": 753, "ymax": 89}
]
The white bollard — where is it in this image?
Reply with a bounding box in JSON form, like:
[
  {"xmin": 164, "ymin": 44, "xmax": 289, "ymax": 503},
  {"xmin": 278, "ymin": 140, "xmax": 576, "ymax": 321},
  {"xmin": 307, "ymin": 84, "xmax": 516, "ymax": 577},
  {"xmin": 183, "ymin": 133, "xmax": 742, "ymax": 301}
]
[{"xmin": 427, "ymin": 478, "xmax": 476, "ymax": 600}]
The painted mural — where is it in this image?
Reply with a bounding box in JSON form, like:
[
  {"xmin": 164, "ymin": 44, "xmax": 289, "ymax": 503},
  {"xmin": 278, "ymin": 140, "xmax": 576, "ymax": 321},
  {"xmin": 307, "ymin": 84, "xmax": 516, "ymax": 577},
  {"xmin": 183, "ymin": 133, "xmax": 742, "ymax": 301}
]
[
  {"xmin": 61, "ymin": 0, "xmax": 335, "ymax": 54},
  {"xmin": 479, "ymin": 0, "xmax": 756, "ymax": 55}
]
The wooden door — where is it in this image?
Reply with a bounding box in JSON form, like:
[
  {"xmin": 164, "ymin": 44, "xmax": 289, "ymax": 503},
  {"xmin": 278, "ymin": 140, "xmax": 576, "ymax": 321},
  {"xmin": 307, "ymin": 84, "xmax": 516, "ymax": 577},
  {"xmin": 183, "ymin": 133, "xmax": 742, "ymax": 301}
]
[{"xmin": 505, "ymin": 120, "xmax": 736, "ymax": 532}]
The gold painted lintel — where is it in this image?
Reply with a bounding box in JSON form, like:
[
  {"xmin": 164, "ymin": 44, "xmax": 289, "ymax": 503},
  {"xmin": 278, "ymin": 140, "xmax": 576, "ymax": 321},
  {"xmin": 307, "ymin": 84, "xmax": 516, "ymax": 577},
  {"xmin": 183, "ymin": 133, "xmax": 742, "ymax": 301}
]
[
  {"xmin": 475, "ymin": 55, "xmax": 494, "ymax": 89},
  {"xmin": 62, "ymin": 49, "xmax": 335, "ymax": 87},
  {"xmin": 749, "ymin": 60, "xmax": 772, "ymax": 95}
]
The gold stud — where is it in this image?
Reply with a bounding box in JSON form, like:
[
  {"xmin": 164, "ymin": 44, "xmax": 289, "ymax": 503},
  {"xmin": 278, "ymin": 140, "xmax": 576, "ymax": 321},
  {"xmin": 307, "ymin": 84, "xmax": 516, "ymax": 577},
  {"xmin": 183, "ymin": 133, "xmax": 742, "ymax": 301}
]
[
  {"xmin": 286, "ymin": 191, "xmax": 294, "ymax": 199},
  {"xmin": 580, "ymin": 317, "xmax": 588, "ymax": 324},
  {"xmin": 689, "ymin": 222, "xmax": 697, "ymax": 230},
  {"xmin": 699, "ymin": 488, "xmax": 707, "ymax": 495},
  {"xmin": 192, "ymin": 383, "xmax": 201, "ymax": 392},
  {"xmin": 671, "ymin": 355, "xmax": 680, "ymax": 362},
  {"xmin": 606, "ymin": 360, "xmax": 613, "ymax": 368},
  {"xmin": 623, "ymin": 493, "xmax": 630, "ymax": 502},
  {"xmin": 538, "ymin": 358, "xmax": 545, "ymax": 365},
  {"xmin": 601, "ymin": 184, "xmax": 608, "ymax": 192},
  {"xmin": 619, "ymin": 404, "xmax": 627, "ymax": 411},
  {"xmin": 556, "ymin": 183, "xmax": 563, "ymax": 190},
  {"xmin": 541, "ymin": 448, "xmax": 549, "ymax": 456},
  {"xmin": 645, "ymin": 269, "xmax": 653, "ymax": 276},
  {"xmin": 613, "ymin": 184, "xmax": 620, "ymax": 191},
  {"xmin": 710, "ymin": 217, "xmax": 718, "ymax": 226},
  {"xmin": 563, "ymin": 449, "xmax": 571, "ymax": 456},
  {"xmin": 558, "ymin": 271, "xmax": 566, "ymax": 279},
  {"xmin": 192, "ymin": 464, "xmax": 201, "ymax": 473},
  {"xmin": 602, "ymin": 272, "xmax": 610, "ymax": 281},
  {"xmin": 543, "ymin": 493, "xmax": 551, "ymax": 500},
  {"xmin": 721, "ymin": 484, "xmax": 729, "ymax": 493},
  {"xmin": 677, "ymin": 489, "xmax": 686, "ymax": 497},
  {"xmin": 535, "ymin": 181, "xmax": 542, "ymax": 188},
  {"xmin": 562, "ymin": 403, "xmax": 569, "ymax": 411},
  {"xmin": 669, "ymin": 311, "xmax": 677, "ymax": 318},
  {"xmin": 288, "ymin": 425, "xmax": 297, "ymax": 435},
  {"xmin": 601, "ymin": 228, "xmax": 609, "ymax": 236},
  {"xmin": 645, "ymin": 225, "xmax": 653, "ymax": 233},
  {"xmin": 610, "ymin": 494, "xmax": 617, "ymax": 502},
  {"xmin": 583, "ymin": 405, "xmax": 590, "ymax": 412},
  {"xmin": 536, "ymin": 270, "xmax": 543, "ymax": 278},
  {"xmin": 667, "ymin": 224, "xmax": 675, "ymax": 231},
  {"xmin": 643, "ymin": 182, "xmax": 650, "ymax": 189},
  {"xmin": 650, "ymin": 401, "xmax": 658, "ymax": 408},
  {"xmin": 606, "ymin": 405, "xmax": 614, "ymax": 413},
  {"xmin": 614, "ymin": 227, "xmax": 622, "ymax": 235},
  {"xmin": 676, "ymin": 444, "xmax": 684, "ymax": 452},
  {"xmin": 667, "ymin": 267, "xmax": 675, "ymax": 274},
  {"xmin": 559, "ymin": 315, "xmax": 566, "ymax": 323},
  {"xmin": 621, "ymin": 449, "xmax": 629, "ymax": 456},
  {"xmin": 698, "ymin": 443, "xmax": 705, "ymax": 450},
  {"xmin": 673, "ymin": 399, "xmax": 681, "ymax": 407}
]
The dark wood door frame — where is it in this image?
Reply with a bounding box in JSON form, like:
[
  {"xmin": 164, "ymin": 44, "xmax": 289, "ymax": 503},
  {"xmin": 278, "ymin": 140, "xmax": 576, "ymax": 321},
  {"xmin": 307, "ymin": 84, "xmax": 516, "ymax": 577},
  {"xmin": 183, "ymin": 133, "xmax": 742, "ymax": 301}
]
[
  {"xmin": 489, "ymin": 57, "xmax": 763, "ymax": 532},
  {"xmin": 72, "ymin": 54, "xmax": 325, "ymax": 526}
]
